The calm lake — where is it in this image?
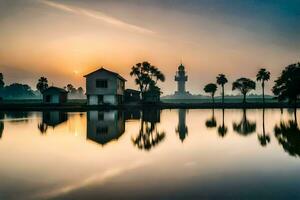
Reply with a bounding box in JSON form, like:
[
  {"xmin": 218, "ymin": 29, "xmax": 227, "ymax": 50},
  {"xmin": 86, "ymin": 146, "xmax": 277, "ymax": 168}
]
[{"xmin": 0, "ymin": 109, "xmax": 300, "ymax": 200}]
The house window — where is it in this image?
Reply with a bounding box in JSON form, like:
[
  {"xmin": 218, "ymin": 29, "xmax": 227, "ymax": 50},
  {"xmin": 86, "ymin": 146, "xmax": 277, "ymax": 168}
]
[{"xmin": 96, "ymin": 79, "xmax": 108, "ymax": 88}]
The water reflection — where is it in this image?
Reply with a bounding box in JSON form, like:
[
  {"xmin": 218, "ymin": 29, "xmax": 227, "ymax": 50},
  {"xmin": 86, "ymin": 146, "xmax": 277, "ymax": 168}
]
[
  {"xmin": 257, "ymin": 109, "xmax": 270, "ymax": 146},
  {"xmin": 217, "ymin": 109, "xmax": 228, "ymax": 137},
  {"xmin": 87, "ymin": 111, "xmax": 125, "ymax": 145},
  {"xmin": 205, "ymin": 109, "xmax": 217, "ymax": 128},
  {"xmin": 233, "ymin": 109, "xmax": 256, "ymax": 136},
  {"xmin": 176, "ymin": 109, "xmax": 188, "ymax": 142},
  {"xmin": 274, "ymin": 120, "xmax": 300, "ymax": 157},
  {"xmin": 132, "ymin": 109, "xmax": 165, "ymax": 151},
  {"xmin": 38, "ymin": 111, "xmax": 68, "ymax": 134},
  {"xmin": 0, "ymin": 112, "xmax": 4, "ymax": 138}
]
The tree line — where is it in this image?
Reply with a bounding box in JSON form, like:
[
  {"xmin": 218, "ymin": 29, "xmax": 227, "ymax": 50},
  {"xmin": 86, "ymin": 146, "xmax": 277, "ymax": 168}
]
[{"xmin": 0, "ymin": 74, "xmax": 84, "ymax": 99}]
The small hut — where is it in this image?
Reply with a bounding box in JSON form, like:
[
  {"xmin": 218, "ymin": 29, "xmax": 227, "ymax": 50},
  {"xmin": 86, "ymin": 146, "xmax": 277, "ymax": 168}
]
[
  {"xmin": 42, "ymin": 87, "xmax": 68, "ymax": 104},
  {"xmin": 124, "ymin": 89, "xmax": 140, "ymax": 103}
]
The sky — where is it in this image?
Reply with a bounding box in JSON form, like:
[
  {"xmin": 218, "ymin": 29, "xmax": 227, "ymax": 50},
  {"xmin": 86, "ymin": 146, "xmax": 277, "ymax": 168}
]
[{"xmin": 0, "ymin": 0, "xmax": 299, "ymax": 95}]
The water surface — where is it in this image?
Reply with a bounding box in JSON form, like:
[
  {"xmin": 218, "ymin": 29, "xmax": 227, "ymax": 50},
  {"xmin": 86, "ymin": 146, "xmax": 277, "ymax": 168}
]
[{"xmin": 0, "ymin": 109, "xmax": 300, "ymax": 200}]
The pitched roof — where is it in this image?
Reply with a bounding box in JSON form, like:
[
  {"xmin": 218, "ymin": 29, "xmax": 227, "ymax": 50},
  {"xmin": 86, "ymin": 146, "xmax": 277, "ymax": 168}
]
[
  {"xmin": 84, "ymin": 67, "xmax": 126, "ymax": 81},
  {"xmin": 42, "ymin": 86, "xmax": 67, "ymax": 94}
]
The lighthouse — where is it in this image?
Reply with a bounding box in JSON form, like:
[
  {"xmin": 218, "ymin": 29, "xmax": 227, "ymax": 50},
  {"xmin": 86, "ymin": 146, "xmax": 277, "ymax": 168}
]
[{"xmin": 175, "ymin": 63, "xmax": 188, "ymax": 95}]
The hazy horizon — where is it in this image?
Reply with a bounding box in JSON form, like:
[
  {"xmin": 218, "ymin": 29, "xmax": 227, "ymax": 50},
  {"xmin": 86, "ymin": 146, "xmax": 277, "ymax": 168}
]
[{"xmin": 1, "ymin": 0, "xmax": 300, "ymax": 95}]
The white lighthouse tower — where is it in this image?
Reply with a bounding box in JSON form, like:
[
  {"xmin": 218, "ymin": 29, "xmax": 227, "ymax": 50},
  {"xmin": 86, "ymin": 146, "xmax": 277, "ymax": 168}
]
[{"xmin": 174, "ymin": 63, "xmax": 190, "ymax": 97}]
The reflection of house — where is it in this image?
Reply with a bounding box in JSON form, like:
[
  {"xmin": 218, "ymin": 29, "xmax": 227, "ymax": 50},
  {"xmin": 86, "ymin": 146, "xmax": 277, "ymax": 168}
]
[
  {"xmin": 42, "ymin": 111, "xmax": 68, "ymax": 127},
  {"xmin": 87, "ymin": 111, "xmax": 125, "ymax": 145},
  {"xmin": 176, "ymin": 109, "xmax": 188, "ymax": 142},
  {"xmin": 124, "ymin": 89, "xmax": 140, "ymax": 103},
  {"xmin": 84, "ymin": 68, "xmax": 126, "ymax": 105},
  {"xmin": 42, "ymin": 87, "xmax": 68, "ymax": 104}
]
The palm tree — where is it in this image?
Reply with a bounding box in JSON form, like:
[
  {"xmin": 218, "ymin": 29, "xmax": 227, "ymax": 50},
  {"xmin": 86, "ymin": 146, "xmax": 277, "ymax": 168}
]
[
  {"xmin": 130, "ymin": 61, "xmax": 165, "ymax": 100},
  {"xmin": 256, "ymin": 68, "xmax": 270, "ymax": 104},
  {"xmin": 232, "ymin": 78, "xmax": 256, "ymax": 103},
  {"xmin": 216, "ymin": 74, "xmax": 228, "ymax": 105},
  {"xmin": 204, "ymin": 83, "xmax": 217, "ymax": 104},
  {"xmin": 36, "ymin": 77, "xmax": 48, "ymax": 93}
]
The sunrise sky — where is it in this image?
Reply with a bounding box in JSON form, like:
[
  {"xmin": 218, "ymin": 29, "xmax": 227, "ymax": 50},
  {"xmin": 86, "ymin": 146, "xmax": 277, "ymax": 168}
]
[{"xmin": 0, "ymin": 0, "xmax": 299, "ymax": 95}]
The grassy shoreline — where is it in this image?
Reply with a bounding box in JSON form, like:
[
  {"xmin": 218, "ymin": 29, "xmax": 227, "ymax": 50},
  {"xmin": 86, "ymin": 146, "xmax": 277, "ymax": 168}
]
[{"xmin": 0, "ymin": 101, "xmax": 298, "ymax": 111}]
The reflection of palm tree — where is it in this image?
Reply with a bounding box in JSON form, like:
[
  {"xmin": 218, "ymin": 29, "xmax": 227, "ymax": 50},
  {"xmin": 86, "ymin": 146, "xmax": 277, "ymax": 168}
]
[
  {"xmin": 205, "ymin": 109, "xmax": 217, "ymax": 128},
  {"xmin": 132, "ymin": 120, "xmax": 165, "ymax": 151},
  {"xmin": 132, "ymin": 110, "xmax": 165, "ymax": 151},
  {"xmin": 38, "ymin": 122, "xmax": 48, "ymax": 134},
  {"xmin": 233, "ymin": 109, "xmax": 256, "ymax": 136},
  {"xmin": 274, "ymin": 120, "xmax": 300, "ymax": 157},
  {"xmin": 218, "ymin": 109, "xmax": 228, "ymax": 137},
  {"xmin": 257, "ymin": 109, "xmax": 270, "ymax": 146}
]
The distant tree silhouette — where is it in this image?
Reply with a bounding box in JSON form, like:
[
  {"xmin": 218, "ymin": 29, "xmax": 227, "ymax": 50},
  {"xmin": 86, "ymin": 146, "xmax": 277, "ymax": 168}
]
[
  {"xmin": 274, "ymin": 120, "xmax": 300, "ymax": 157},
  {"xmin": 204, "ymin": 83, "xmax": 217, "ymax": 104},
  {"xmin": 0, "ymin": 73, "xmax": 4, "ymax": 89},
  {"xmin": 232, "ymin": 78, "xmax": 256, "ymax": 103},
  {"xmin": 205, "ymin": 109, "xmax": 217, "ymax": 128},
  {"xmin": 36, "ymin": 77, "xmax": 48, "ymax": 93},
  {"xmin": 257, "ymin": 109, "xmax": 270, "ymax": 147},
  {"xmin": 216, "ymin": 74, "xmax": 228, "ymax": 105},
  {"xmin": 256, "ymin": 68, "xmax": 270, "ymax": 104},
  {"xmin": 233, "ymin": 109, "xmax": 256, "ymax": 136},
  {"xmin": 77, "ymin": 87, "xmax": 84, "ymax": 96},
  {"xmin": 273, "ymin": 63, "xmax": 300, "ymax": 122},
  {"xmin": 66, "ymin": 84, "xmax": 74, "ymax": 93},
  {"xmin": 4, "ymin": 83, "xmax": 35, "ymax": 99},
  {"xmin": 130, "ymin": 61, "xmax": 165, "ymax": 100},
  {"xmin": 218, "ymin": 109, "xmax": 228, "ymax": 137}
]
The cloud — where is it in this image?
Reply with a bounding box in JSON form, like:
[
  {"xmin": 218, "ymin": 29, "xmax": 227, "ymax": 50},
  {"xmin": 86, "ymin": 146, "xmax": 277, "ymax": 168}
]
[{"xmin": 40, "ymin": 0, "xmax": 155, "ymax": 34}]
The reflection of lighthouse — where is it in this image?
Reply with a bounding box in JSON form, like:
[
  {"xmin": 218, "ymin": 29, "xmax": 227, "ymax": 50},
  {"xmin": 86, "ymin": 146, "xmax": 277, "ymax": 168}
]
[
  {"xmin": 175, "ymin": 63, "xmax": 188, "ymax": 94},
  {"xmin": 176, "ymin": 109, "xmax": 188, "ymax": 142}
]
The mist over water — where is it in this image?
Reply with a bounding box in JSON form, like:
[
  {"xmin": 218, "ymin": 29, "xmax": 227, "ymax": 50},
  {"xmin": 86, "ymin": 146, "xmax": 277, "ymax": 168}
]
[{"xmin": 0, "ymin": 109, "xmax": 300, "ymax": 199}]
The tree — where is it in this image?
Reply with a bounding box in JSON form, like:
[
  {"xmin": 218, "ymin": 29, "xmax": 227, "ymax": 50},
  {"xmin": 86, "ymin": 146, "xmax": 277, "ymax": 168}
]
[
  {"xmin": 0, "ymin": 73, "xmax": 4, "ymax": 89},
  {"xmin": 256, "ymin": 68, "xmax": 270, "ymax": 104},
  {"xmin": 232, "ymin": 78, "xmax": 256, "ymax": 103},
  {"xmin": 36, "ymin": 77, "xmax": 48, "ymax": 93},
  {"xmin": 130, "ymin": 61, "xmax": 165, "ymax": 100},
  {"xmin": 273, "ymin": 63, "xmax": 300, "ymax": 121},
  {"xmin": 216, "ymin": 74, "xmax": 228, "ymax": 104},
  {"xmin": 66, "ymin": 84, "xmax": 74, "ymax": 93},
  {"xmin": 4, "ymin": 83, "xmax": 35, "ymax": 99},
  {"xmin": 204, "ymin": 83, "xmax": 217, "ymax": 104}
]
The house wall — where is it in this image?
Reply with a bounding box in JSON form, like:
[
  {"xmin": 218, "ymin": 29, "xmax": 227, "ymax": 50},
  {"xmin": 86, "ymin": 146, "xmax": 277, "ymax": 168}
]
[
  {"xmin": 86, "ymin": 71, "xmax": 125, "ymax": 96},
  {"xmin": 88, "ymin": 94, "xmax": 117, "ymax": 105}
]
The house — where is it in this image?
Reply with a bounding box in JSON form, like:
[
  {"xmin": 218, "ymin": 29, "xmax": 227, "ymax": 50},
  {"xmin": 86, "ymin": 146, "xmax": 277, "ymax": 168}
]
[
  {"xmin": 124, "ymin": 89, "xmax": 140, "ymax": 103},
  {"xmin": 42, "ymin": 86, "xmax": 68, "ymax": 104},
  {"xmin": 84, "ymin": 67, "xmax": 126, "ymax": 105},
  {"xmin": 87, "ymin": 111, "xmax": 125, "ymax": 145}
]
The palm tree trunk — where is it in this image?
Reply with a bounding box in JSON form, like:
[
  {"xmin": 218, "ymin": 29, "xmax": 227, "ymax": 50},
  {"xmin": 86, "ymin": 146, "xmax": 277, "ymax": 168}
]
[
  {"xmin": 222, "ymin": 85, "xmax": 225, "ymax": 105},
  {"xmin": 262, "ymin": 108, "xmax": 265, "ymax": 137},
  {"xmin": 262, "ymin": 82, "xmax": 265, "ymax": 105},
  {"xmin": 295, "ymin": 100, "xmax": 298, "ymax": 125}
]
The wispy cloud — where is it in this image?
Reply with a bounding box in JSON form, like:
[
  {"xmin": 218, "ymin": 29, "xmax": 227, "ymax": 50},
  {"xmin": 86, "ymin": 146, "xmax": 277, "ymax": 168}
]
[{"xmin": 40, "ymin": 0, "xmax": 155, "ymax": 34}]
